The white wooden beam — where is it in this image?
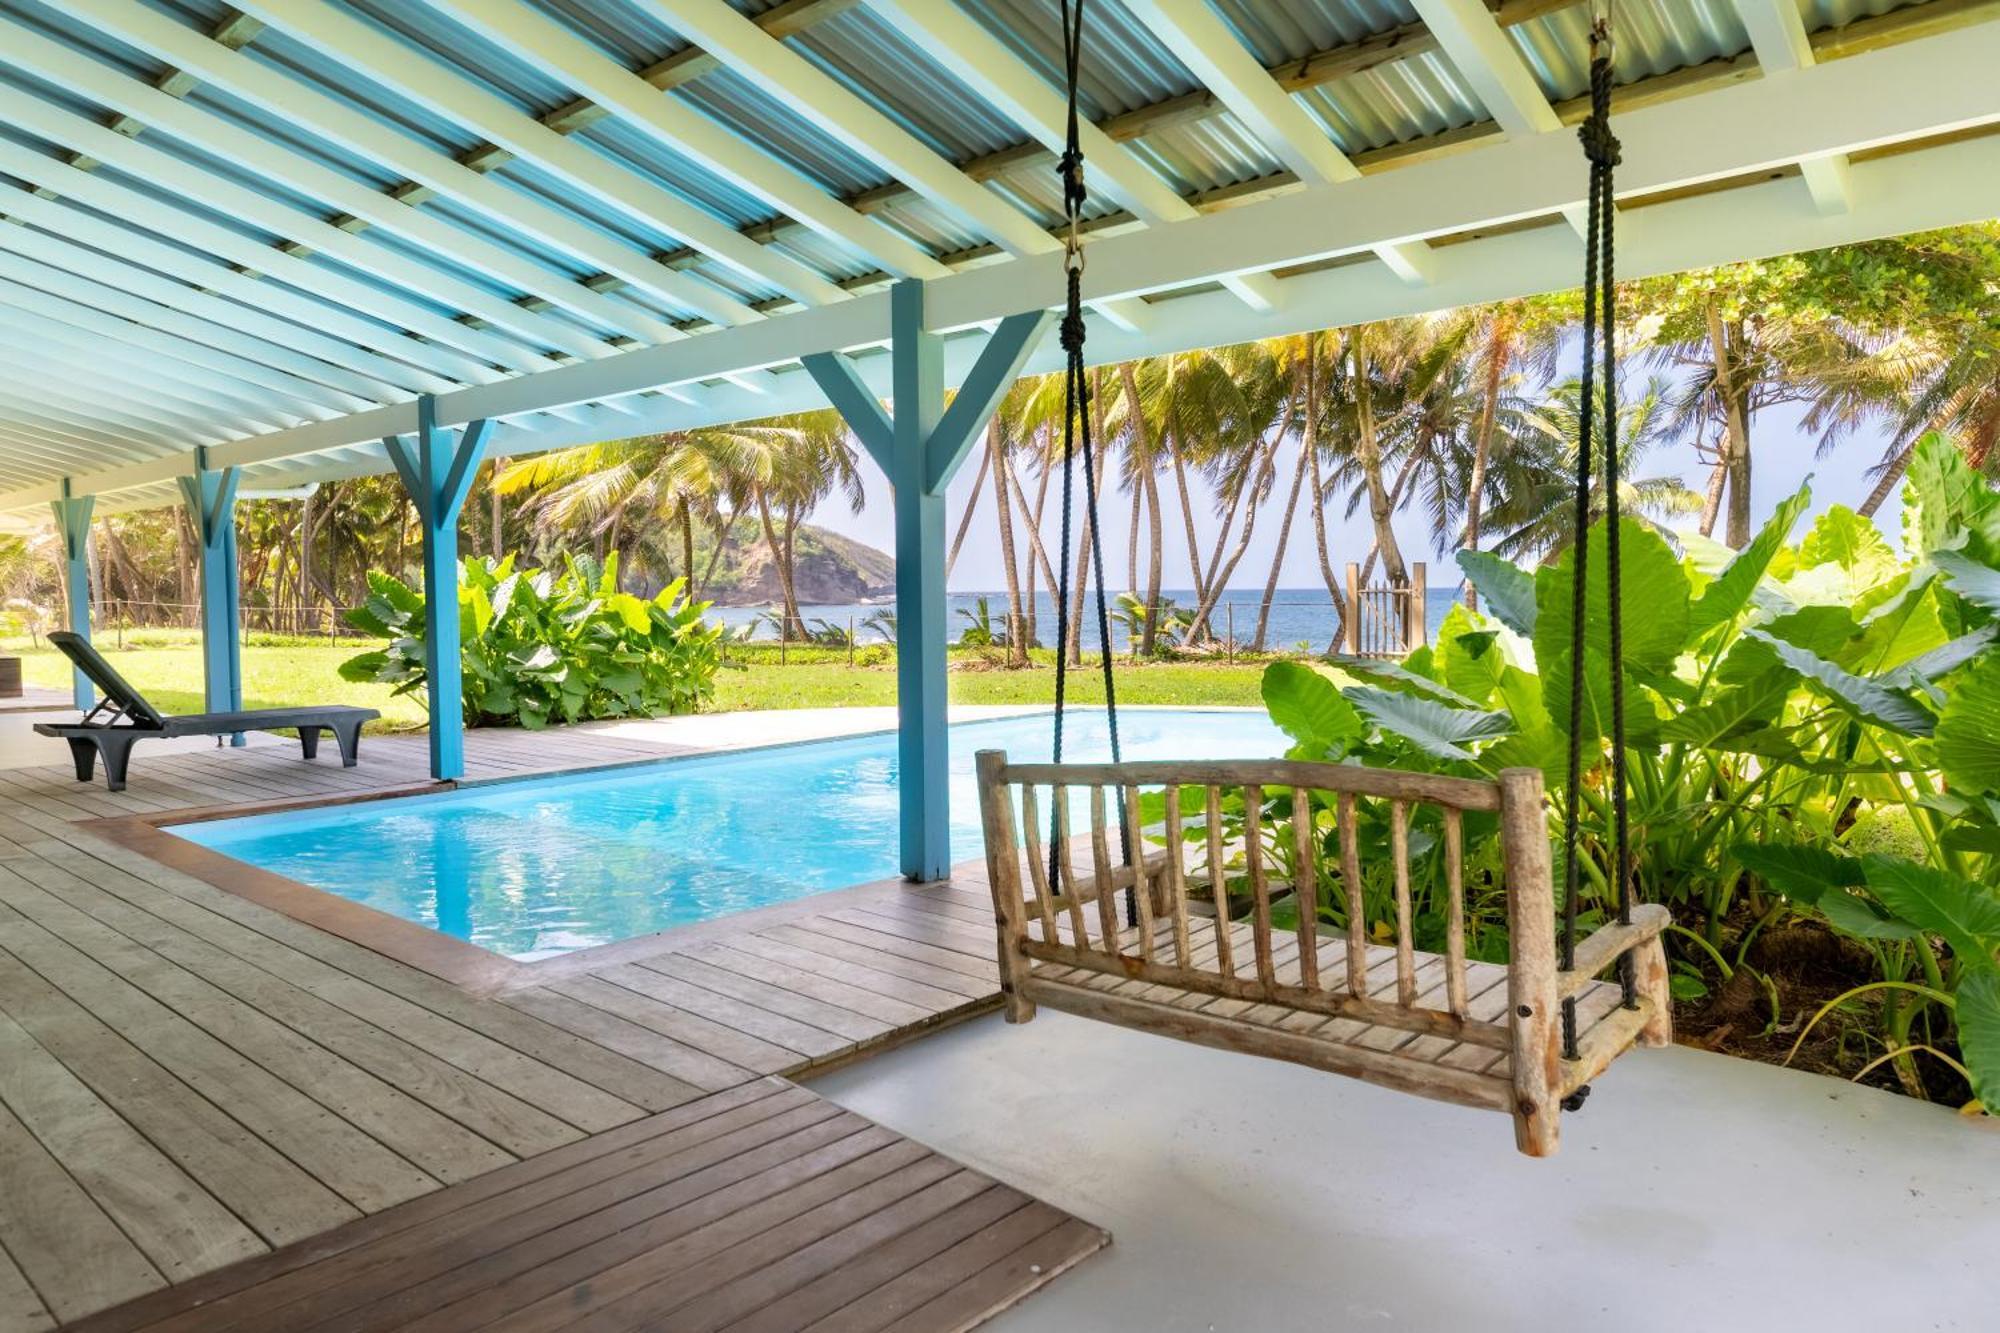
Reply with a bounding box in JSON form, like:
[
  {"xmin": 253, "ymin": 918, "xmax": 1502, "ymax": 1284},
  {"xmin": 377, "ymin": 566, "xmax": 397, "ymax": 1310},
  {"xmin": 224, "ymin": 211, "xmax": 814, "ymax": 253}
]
[
  {"xmin": 62, "ymin": 0, "xmax": 763, "ymax": 330},
  {"xmin": 1733, "ymin": 0, "xmax": 1853, "ymax": 213},
  {"xmin": 233, "ymin": 0, "xmax": 844, "ymax": 311},
  {"xmin": 0, "ymin": 14, "xmax": 681, "ymax": 349},
  {"xmin": 0, "ymin": 202, "xmax": 441, "ymax": 399},
  {"xmin": 0, "ymin": 247, "xmax": 388, "ymax": 414},
  {"xmin": 421, "ymin": 0, "xmax": 948, "ymax": 284},
  {"xmin": 1410, "ymin": 0, "xmax": 1562, "ymax": 137},
  {"xmin": 1123, "ymin": 0, "xmax": 1434, "ymax": 286},
  {"xmin": 0, "ymin": 144, "xmax": 509, "ymax": 388},
  {"xmin": 0, "ymin": 292, "xmax": 330, "ymax": 426},
  {"xmin": 646, "ymin": 0, "xmax": 1061, "ymax": 260},
  {"xmin": 0, "ymin": 86, "xmax": 580, "ymax": 374}
]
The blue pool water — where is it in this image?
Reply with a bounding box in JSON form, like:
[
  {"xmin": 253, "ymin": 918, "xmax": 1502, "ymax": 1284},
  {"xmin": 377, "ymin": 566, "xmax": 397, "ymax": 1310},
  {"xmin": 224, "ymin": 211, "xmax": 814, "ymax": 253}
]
[{"xmin": 172, "ymin": 709, "xmax": 1286, "ymax": 960}]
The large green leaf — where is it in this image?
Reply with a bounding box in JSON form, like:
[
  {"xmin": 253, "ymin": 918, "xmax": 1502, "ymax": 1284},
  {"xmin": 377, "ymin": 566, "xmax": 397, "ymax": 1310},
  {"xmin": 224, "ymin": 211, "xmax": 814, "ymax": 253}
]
[
  {"xmin": 1937, "ymin": 653, "xmax": 2000, "ymax": 795},
  {"xmin": 1863, "ymin": 855, "xmax": 2000, "ymax": 965},
  {"xmin": 1260, "ymin": 661, "xmax": 1364, "ymax": 754},
  {"xmin": 1329, "ymin": 656, "xmax": 1481, "ymax": 707},
  {"xmin": 1906, "ymin": 431, "xmax": 2000, "ymax": 555},
  {"xmin": 1482, "ymin": 665, "xmax": 1563, "ymax": 782},
  {"xmin": 1797, "ymin": 504, "xmax": 1897, "ymax": 575},
  {"xmin": 1731, "ymin": 841, "xmax": 1862, "ymax": 904},
  {"xmin": 1534, "ymin": 517, "xmax": 1689, "ymax": 743},
  {"xmin": 1456, "ymin": 550, "xmax": 1537, "ymax": 636},
  {"xmin": 1346, "ymin": 687, "xmax": 1511, "ymax": 762},
  {"xmin": 1742, "ymin": 629, "xmax": 1935, "ymax": 736},
  {"xmin": 1880, "ymin": 624, "xmax": 1998, "ymax": 689},
  {"xmin": 1955, "ymin": 970, "xmax": 2000, "ymax": 1114},
  {"xmin": 1659, "ymin": 668, "xmax": 1793, "ymax": 748},
  {"xmin": 1817, "ymin": 887, "xmax": 1926, "ymax": 941},
  {"xmin": 1434, "ymin": 606, "xmax": 1507, "ymax": 706},
  {"xmin": 1932, "ymin": 549, "xmax": 2000, "ymax": 615},
  {"xmin": 1688, "ymin": 481, "xmax": 1811, "ymax": 637}
]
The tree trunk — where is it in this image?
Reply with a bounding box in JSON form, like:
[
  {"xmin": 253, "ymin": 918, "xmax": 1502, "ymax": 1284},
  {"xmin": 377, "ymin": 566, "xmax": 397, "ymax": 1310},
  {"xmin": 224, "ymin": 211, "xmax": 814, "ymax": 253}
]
[
  {"xmin": 1698, "ymin": 449, "xmax": 1730, "ymax": 536},
  {"xmin": 988, "ymin": 424, "xmax": 1028, "ymax": 667},
  {"xmin": 1141, "ymin": 465, "xmax": 1164, "ymax": 657},
  {"xmin": 679, "ymin": 497, "xmax": 697, "ymax": 591},
  {"xmin": 1351, "ymin": 331, "xmax": 1409, "ymax": 589},
  {"xmin": 1304, "ymin": 348, "xmax": 1349, "ymax": 651},
  {"xmin": 754, "ymin": 491, "xmax": 802, "ymax": 640},
  {"xmin": 1705, "ymin": 301, "xmax": 1755, "ymax": 550},
  {"xmin": 1253, "ymin": 437, "xmax": 1312, "ymax": 651},
  {"xmin": 1188, "ymin": 436, "xmax": 1279, "ymax": 643},
  {"xmin": 490, "ymin": 464, "xmax": 504, "ymax": 560},
  {"xmin": 1462, "ymin": 312, "xmax": 1513, "ymax": 612},
  {"xmin": 1168, "ymin": 441, "xmax": 1208, "ymax": 606},
  {"xmin": 944, "ymin": 447, "xmax": 988, "ymax": 580},
  {"xmin": 1064, "ymin": 383, "xmax": 1113, "ymax": 666}
]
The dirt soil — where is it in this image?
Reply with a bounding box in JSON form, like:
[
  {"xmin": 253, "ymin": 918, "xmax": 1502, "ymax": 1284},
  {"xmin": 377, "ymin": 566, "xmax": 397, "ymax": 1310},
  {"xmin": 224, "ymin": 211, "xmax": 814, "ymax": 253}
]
[{"xmin": 1672, "ymin": 916, "xmax": 1973, "ymax": 1106}]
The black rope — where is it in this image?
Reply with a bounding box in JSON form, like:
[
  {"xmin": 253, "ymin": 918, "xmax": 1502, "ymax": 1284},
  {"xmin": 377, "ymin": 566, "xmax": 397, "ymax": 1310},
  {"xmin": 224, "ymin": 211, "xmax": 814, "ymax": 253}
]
[
  {"xmin": 1047, "ymin": 0, "xmax": 1131, "ymax": 922},
  {"xmin": 1560, "ymin": 12, "xmax": 1632, "ymax": 1086}
]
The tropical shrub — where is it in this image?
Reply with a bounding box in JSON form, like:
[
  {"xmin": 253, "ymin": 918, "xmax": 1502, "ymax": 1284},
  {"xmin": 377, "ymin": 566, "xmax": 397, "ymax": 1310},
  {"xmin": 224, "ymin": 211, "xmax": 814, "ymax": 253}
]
[
  {"xmin": 1252, "ymin": 433, "xmax": 1998, "ymax": 1108},
  {"xmin": 340, "ymin": 552, "xmax": 722, "ymax": 728}
]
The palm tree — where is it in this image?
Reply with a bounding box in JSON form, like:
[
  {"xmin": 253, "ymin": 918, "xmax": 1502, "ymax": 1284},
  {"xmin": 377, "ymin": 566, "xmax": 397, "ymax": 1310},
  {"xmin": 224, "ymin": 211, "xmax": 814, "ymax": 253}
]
[
  {"xmin": 1484, "ymin": 373, "xmax": 1703, "ymax": 559},
  {"xmin": 1459, "ymin": 302, "xmax": 1564, "ymax": 609}
]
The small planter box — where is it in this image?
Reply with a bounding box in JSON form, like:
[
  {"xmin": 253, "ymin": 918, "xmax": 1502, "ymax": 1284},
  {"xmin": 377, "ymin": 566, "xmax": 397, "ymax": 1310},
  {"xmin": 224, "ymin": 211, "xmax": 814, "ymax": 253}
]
[{"xmin": 0, "ymin": 657, "xmax": 20, "ymax": 698}]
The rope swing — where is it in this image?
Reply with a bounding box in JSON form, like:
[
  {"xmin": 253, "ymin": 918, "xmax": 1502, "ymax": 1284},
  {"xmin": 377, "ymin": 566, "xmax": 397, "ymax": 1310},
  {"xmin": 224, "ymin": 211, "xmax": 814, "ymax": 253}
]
[
  {"xmin": 1558, "ymin": 5, "xmax": 1638, "ymax": 1103},
  {"xmin": 1046, "ymin": 0, "xmax": 1130, "ymax": 915}
]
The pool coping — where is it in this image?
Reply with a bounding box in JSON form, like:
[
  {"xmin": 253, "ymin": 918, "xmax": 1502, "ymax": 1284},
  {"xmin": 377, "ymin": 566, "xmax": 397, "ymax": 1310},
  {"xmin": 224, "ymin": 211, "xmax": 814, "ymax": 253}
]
[{"xmin": 85, "ymin": 704, "xmax": 1269, "ymax": 995}]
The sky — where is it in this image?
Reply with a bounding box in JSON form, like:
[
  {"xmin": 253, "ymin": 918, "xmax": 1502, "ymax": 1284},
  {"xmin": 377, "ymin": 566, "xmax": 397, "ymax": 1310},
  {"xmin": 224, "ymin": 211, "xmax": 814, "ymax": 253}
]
[{"xmin": 805, "ymin": 392, "xmax": 1904, "ymax": 594}]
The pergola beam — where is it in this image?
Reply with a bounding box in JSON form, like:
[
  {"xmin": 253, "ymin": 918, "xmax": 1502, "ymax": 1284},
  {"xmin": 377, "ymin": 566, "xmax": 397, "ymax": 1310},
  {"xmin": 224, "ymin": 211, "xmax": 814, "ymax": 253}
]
[
  {"xmin": 1733, "ymin": 0, "xmax": 1853, "ymax": 213},
  {"xmin": 647, "ymin": 0, "xmax": 1060, "ymax": 260},
  {"xmin": 1410, "ymin": 0, "xmax": 1563, "ymax": 137}
]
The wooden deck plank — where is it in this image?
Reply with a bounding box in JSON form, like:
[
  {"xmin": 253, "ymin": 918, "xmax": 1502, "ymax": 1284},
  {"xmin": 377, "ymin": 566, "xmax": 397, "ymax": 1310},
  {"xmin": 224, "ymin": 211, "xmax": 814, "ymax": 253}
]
[
  {"xmin": 502, "ymin": 986, "xmax": 750, "ymax": 1093},
  {"xmin": 0, "ymin": 866, "xmax": 514, "ymax": 1187},
  {"xmin": 591, "ymin": 961, "xmax": 852, "ymax": 1060},
  {"xmin": 0, "ymin": 1096, "xmax": 163, "ymax": 1323},
  {"xmin": 639, "ymin": 950, "xmax": 895, "ymax": 1045},
  {"xmin": 547, "ymin": 972, "xmax": 804, "ymax": 1073},
  {"xmin": 0, "ymin": 1005, "xmax": 264, "ymax": 1282},
  {"xmin": 873, "ymin": 1218, "xmax": 1108, "ymax": 1333},
  {"xmin": 0, "ymin": 1228, "xmax": 56, "ymax": 1333},
  {"xmin": 793, "ymin": 1201, "xmax": 1072, "ymax": 1333},
  {"xmin": 0, "ymin": 903, "xmax": 441, "ymax": 1215},
  {"xmin": 717, "ymin": 931, "xmax": 973, "ymax": 1013},
  {"xmin": 765, "ymin": 923, "xmax": 996, "ymax": 999},
  {"xmin": 0, "ymin": 947, "xmax": 358, "ymax": 1249}
]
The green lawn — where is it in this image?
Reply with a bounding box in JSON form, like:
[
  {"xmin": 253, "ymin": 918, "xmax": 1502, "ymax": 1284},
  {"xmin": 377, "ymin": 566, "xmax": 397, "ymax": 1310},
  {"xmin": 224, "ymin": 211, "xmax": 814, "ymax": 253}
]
[{"xmin": 6, "ymin": 632, "xmax": 1268, "ymax": 729}]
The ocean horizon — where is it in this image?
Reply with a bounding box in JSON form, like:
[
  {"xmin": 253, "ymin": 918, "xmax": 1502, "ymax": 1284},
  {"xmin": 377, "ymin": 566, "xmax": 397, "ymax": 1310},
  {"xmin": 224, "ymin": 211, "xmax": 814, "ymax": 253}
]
[{"xmin": 710, "ymin": 586, "xmax": 1463, "ymax": 651}]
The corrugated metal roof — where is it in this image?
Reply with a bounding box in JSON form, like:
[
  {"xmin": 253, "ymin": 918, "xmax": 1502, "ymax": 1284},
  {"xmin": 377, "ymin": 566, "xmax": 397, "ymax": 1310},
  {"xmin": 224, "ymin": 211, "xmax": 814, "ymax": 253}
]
[{"xmin": 0, "ymin": 0, "xmax": 1977, "ymax": 507}]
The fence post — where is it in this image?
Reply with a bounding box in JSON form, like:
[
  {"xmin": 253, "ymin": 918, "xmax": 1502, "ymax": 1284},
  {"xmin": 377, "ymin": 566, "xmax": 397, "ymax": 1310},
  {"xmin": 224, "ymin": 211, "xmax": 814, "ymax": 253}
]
[
  {"xmin": 1344, "ymin": 563, "xmax": 1361, "ymax": 656},
  {"xmin": 1411, "ymin": 561, "xmax": 1428, "ymax": 652}
]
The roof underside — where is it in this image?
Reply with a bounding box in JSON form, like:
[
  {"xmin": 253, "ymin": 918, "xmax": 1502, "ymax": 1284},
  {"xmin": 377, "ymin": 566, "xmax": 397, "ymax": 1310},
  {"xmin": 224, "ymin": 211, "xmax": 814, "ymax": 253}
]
[{"xmin": 0, "ymin": 0, "xmax": 1995, "ymax": 516}]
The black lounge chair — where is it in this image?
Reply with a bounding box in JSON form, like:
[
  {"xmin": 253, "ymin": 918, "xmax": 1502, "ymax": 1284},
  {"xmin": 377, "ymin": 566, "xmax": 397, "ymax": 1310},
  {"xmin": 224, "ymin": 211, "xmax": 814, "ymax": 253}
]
[{"xmin": 33, "ymin": 632, "xmax": 379, "ymax": 792}]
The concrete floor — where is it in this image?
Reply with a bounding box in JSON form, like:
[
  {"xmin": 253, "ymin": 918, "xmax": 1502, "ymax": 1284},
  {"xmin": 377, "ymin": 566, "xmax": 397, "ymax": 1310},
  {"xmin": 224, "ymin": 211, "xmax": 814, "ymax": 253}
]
[{"xmin": 814, "ymin": 1011, "xmax": 2000, "ymax": 1332}]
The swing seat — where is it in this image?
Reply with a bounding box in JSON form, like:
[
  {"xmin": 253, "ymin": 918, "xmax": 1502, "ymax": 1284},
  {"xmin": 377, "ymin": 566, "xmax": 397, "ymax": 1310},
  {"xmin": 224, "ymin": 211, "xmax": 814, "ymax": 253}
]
[{"xmin": 974, "ymin": 752, "xmax": 1672, "ymax": 1157}]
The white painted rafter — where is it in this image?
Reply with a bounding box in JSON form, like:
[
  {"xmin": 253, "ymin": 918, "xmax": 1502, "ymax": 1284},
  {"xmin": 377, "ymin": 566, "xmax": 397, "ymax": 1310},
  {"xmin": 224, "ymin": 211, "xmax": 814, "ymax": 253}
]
[
  {"xmin": 0, "ymin": 246, "xmax": 386, "ymax": 413},
  {"xmin": 1410, "ymin": 0, "xmax": 1563, "ymax": 138},
  {"xmin": 0, "ymin": 145, "xmax": 507, "ymax": 388},
  {"xmin": 232, "ymin": 0, "xmax": 843, "ymax": 311},
  {"xmin": 861, "ymin": 0, "xmax": 1279, "ymax": 310},
  {"xmin": 0, "ymin": 15, "xmax": 680, "ymax": 349},
  {"xmin": 0, "ymin": 208, "xmax": 433, "ymax": 400},
  {"xmin": 419, "ymin": 0, "xmax": 948, "ymax": 284},
  {"xmin": 645, "ymin": 0, "xmax": 1061, "ymax": 260},
  {"xmin": 1123, "ymin": 0, "xmax": 1434, "ymax": 286},
  {"xmin": 1732, "ymin": 0, "xmax": 1853, "ymax": 213},
  {"xmin": 60, "ymin": 0, "xmax": 762, "ymax": 331}
]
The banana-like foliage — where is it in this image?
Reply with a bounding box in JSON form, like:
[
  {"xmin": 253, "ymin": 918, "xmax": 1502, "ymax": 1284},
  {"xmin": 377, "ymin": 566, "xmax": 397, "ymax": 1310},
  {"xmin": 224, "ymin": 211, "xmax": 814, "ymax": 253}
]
[{"xmin": 339, "ymin": 552, "xmax": 721, "ymax": 729}]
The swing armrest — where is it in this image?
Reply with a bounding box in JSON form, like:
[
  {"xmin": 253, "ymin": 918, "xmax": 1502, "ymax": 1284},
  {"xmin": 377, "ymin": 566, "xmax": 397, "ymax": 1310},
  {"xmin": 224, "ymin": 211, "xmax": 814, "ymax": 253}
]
[{"xmin": 1557, "ymin": 903, "xmax": 1671, "ymax": 1000}]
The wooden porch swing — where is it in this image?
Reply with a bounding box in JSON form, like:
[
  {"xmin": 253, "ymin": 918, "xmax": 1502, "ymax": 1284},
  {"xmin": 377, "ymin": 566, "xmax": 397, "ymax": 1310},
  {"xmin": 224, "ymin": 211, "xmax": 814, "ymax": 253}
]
[{"xmin": 972, "ymin": 0, "xmax": 1671, "ymax": 1157}]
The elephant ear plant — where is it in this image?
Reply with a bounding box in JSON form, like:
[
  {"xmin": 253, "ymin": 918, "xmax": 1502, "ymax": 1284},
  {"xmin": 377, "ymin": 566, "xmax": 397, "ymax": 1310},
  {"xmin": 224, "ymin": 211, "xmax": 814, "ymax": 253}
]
[
  {"xmin": 1251, "ymin": 431, "xmax": 1999, "ymax": 1108},
  {"xmin": 341, "ymin": 551, "xmax": 722, "ymax": 728}
]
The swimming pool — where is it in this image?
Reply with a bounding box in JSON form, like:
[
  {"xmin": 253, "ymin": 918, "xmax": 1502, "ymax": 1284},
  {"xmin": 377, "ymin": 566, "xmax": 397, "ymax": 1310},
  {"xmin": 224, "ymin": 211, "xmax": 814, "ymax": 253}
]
[{"xmin": 171, "ymin": 709, "xmax": 1286, "ymax": 960}]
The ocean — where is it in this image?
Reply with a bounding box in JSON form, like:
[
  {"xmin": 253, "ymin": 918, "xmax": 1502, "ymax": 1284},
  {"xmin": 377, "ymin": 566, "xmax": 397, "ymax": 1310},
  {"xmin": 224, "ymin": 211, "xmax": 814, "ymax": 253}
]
[{"xmin": 708, "ymin": 587, "xmax": 1464, "ymax": 652}]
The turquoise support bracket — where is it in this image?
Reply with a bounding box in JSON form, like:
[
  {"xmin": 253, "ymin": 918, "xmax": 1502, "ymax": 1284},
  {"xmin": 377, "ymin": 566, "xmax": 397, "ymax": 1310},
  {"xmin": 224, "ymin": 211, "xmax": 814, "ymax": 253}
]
[
  {"xmin": 178, "ymin": 453, "xmax": 244, "ymax": 743},
  {"xmin": 385, "ymin": 396, "xmax": 493, "ymax": 782},
  {"xmin": 50, "ymin": 483, "xmax": 94, "ymax": 710},
  {"xmin": 803, "ymin": 281, "xmax": 1053, "ymax": 881}
]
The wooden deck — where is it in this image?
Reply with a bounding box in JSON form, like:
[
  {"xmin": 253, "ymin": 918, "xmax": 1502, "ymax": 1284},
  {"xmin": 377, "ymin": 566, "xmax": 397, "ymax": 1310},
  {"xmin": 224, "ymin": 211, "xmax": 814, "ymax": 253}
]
[{"xmin": 0, "ymin": 728, "xmax": 1101, "ymax": 1331}]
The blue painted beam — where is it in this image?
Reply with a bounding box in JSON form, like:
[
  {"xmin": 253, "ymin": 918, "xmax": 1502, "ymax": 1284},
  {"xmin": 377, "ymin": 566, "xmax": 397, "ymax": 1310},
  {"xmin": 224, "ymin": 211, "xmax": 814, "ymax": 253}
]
[
  {"xmin": 49, "ymin": 485, "xmax": 94, "ymax": 710},
  {"xmin": 807, "ymin": 281, "xmax": 1053, "ymax": 881},
  {"xmin": 178, "ymin": 454, "xmax": 243, "ymax": 742},
  {"xmin": 385, "ymin": 396, "xmax": 493, "ymax": 781}
]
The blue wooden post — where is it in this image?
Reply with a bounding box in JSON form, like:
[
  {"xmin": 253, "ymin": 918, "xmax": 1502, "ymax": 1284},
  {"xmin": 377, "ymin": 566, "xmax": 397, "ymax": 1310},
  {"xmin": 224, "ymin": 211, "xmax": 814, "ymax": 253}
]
[
  {"xmin": 804, "ymin": 282, "xmax": 1052, "ymax": 880},
  {"xmin": 50, "ymin": 484, "xmax": 94, "ymax": 710},
  {"xmin": 178, "ymin": 453, "xmax": 244, "ymax": 742},
  {"xmin": 385, "ymin": 397, "xmax": 493, "ymax": 781}
]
